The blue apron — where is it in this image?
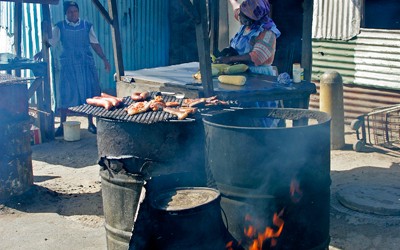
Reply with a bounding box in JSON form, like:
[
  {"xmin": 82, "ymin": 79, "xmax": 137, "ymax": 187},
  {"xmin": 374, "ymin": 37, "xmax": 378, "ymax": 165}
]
[
  {"xmin": 230, "ymin": 24, "xmax": 281, "ymax": 75},
  {"xmin": 230, "ymin": 24, "xmax": 281, "ymax": 127},
  {"xmin": 56, "ymin": 20, "xmax": 100, "ymax": 109}
]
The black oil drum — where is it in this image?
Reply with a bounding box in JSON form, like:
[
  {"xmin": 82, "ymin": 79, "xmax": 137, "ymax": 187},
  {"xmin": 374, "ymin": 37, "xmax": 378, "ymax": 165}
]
[
  {"xmin": 203, "ymin": 108, "xmax": 331, "ymax": 250},
  {"xmin": 97, "ymin": 117, "xmax": 208, "ymax": 250},
  {"xmin": 150, "ymin": 187, "xmax": 231, "ymax": 250},
  {"xmin": 0, "ymin": 79, "xmax": 33, "ymax": 201},
  {"xmin": 96, "ymin": 118, "xmax": 206, "ymax": 180}
]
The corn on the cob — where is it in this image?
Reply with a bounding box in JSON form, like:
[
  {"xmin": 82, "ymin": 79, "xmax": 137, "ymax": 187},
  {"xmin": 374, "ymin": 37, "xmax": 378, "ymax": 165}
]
[
  {"xmin": 211, "ymin": 63, "xmax": 230, "ymax": 74},
  {"xmin": 218, "ymin": 75, "xmax": 247, "ymax": 86},
  {"xmin": 223, "ymin": 64, "xmax": 249, "ymax": 75},
  {"xmin": 192, "ymin": 67, "xmax": 219, "ymax": 80},
  {"xmin": 210, "ymin": 54, "xmax": 217, "ymax": 63}
]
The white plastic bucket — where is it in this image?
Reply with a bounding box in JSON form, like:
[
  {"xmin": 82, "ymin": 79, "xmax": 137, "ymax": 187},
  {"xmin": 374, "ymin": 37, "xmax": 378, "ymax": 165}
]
[{"xmin": 63, "ymin": 121, "xmax": 81, "ymax": 141}]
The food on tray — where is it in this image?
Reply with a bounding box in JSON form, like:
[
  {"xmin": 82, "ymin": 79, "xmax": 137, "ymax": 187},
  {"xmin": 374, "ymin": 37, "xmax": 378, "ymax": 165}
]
[
  {"xmin": 222, "ymin": 64, "xmax": 249, "ymax": 75},
  {"xmin": 100, "ymin": 92, "xmax": 123, "ymax": 102},
  {"xmin": 193, "ymin": 67, "xmax": 219, "ymax": 80},
  {"xmin": 192, "ymin": 63, "xmax": 249, "ymax": 80},
  {"xmin": 182, "ymin": 96, "xmax": 228, "ymax": 107},
  {"xmin": 165, "ymin": 101, "xmax": 180, "ymax": 107},
  {"xmin": 178, "ymin": 107, "xmax": 197, "ymax": 114},
  {"xmin": 218, "ymin": 75, "xmax": 247, "ymax": 86},
  {"xmin": 125, "ymin": 101, "xmax": 152, "ymax": 115},
  {"xmin": 149, "ymin": 100, "xmax": 166, "ymax": 111},
  {"xmin": 183, "ymin": 97, "xmax": 206, "ymax": 107},
  {"xmin": 86, "ymin": 97, "xmax": 113, "ymax": 110},
  {"xmin": 86, "ymin": 93, "xmax": 123, "ymax": 109},
  {"xmin": 212, "ymin": 63, "xmax": 230, "ymax": 73},
  {"xmin": 86, "ymin": 91, "xmax": 228, "ymax": 120},
  {"xmin": 94, "ymin": 96, "xmax": 122, "ymax": 107},
  {"xmin": 163, "ymin": 107, "xmax": 189, "ymax": 120},
  {"xmin": 131, "ymin": 91, "xmax": 150, "ymax": 101}
]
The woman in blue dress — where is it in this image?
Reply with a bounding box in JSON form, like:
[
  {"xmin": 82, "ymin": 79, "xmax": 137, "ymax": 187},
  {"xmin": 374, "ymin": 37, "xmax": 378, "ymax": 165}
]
[
  {"xmin": 36, "ymin": 1, "xmax": 110, "ymax": 136},
  {"xmin": 216, "ymin": 0, "xmax": 281, "ymax": 126}
]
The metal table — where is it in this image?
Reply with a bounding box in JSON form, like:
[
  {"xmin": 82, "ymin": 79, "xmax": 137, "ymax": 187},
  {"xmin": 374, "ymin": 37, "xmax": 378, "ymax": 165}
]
[
  {"xmin": 0, "ymin": 54, "xmax": 54, "ymax": 141},
  {"xmin": 117, "ymin": 62, "xmax": 316, "ymax": 111}
]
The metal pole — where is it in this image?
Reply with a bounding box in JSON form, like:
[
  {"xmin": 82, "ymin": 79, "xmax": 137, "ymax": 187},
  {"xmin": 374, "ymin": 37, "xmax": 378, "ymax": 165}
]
[{"xmin": 319, "ymin": 71, "xmax": 345, "ymax": 149}]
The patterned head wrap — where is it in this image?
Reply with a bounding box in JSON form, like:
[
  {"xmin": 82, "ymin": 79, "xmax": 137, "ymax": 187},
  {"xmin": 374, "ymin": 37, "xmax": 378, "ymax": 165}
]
[
  {"xmin": 240, "ymin": 0, "xmax": 274, "ymax": 30},
  {"xmin": 64, "ymin": 1, "xmax": 79, "ymax": 14}
]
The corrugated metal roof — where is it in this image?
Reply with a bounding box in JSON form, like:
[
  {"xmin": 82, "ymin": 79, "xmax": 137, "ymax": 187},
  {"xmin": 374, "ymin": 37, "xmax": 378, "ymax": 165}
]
[{"xmin": 312, "ymin": 0, "xmax": 361, "ymax": 40}]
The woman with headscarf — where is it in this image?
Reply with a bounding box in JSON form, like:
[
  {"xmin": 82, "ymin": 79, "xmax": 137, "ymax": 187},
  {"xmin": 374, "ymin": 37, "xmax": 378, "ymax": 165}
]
[
  {"xmin": 35, "ymin": 1, "xmax": 111, "ymax": 136},
  {"xmin": 217, "ymin": 0, "xmax": 281, "ymax": 126},
  {"xmin": 217, "ymin": 0, "xmax": 280, "ymax": 76}
]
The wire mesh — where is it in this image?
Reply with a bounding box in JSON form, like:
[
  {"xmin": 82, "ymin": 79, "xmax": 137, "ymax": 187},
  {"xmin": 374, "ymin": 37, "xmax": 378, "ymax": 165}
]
[{"xmin": 367, "ymin": 104, "xmax": 400, "ymax": 148}]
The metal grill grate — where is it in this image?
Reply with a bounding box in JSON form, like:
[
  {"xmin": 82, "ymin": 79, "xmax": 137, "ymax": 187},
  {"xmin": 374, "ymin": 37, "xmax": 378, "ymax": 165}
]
[{"xmin": 69, "ymin": 93, "xmax": 196, "ymax": 124}]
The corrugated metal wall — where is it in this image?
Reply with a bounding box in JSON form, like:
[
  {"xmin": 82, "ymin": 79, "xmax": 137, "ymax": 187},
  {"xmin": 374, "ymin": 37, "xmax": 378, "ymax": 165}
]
[
  {"xmin": 309, "ymin": 82, "xmax": 400, "ymax": 125},
  {"xmin": 311, "ymin": 30, "xmax": 400, "ymax": 124},
  {"xmin": 311, "ymin": 0, "xmax": 400, "ymax": 124},
  {"xmin": 312, "ymin": 38, "xmax": 356, "ymax": 84},
  {"xmin": 50, "ymin": 0, "xmax": 169, "ymax": 91},
  {"xmin": 312, "ymin": 0, "xmax": 361, "ymax": 40},
  {"xmin": 353, "ymin": 29, "xmax": 400, "ymax": 90},
  {"xmin": 0, "ymin": 2, "xmax": 42, "ymax": 76},
  {"xmin": 312, "ymin": 29, "xmax": 400, "ymax": 90}
]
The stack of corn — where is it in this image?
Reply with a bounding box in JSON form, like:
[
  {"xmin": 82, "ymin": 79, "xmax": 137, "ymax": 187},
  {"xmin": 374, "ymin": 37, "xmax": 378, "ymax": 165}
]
[{"xmin": 193, "ymin": 56, "xmax": 248, "ymax": 86}]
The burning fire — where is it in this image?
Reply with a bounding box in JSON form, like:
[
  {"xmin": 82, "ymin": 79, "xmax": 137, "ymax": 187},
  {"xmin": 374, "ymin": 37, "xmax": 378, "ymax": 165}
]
[
  {"xmin": 226, "ymin": 177, "xmax": 303, "ymax": 250},
  {"xmin": 243, "ymin": 209, "xmax": 285, "ymax": 250}
]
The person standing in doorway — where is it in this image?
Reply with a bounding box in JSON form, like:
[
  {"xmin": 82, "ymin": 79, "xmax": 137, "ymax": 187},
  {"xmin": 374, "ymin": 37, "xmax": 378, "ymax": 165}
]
[
  {"xmin": 216, "ymin": 0, "xmax": 281, "ymax": 126},
  {"xmin": 216, "ymin": 0, "xmax": 280, "ymax": 75},
  {"xmin": 35, "ymin": 1, "xmax": 111, "ymax": 136}
]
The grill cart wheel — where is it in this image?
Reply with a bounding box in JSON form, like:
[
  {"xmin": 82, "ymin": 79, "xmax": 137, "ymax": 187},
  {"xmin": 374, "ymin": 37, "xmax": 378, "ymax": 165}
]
[
  {"xmin": 353, "ymin": 140, "xmax": 365, "ymax": 152},
  {"xmin": 350, "ymin": 119, "xmax": 362, "ymax": 131}
]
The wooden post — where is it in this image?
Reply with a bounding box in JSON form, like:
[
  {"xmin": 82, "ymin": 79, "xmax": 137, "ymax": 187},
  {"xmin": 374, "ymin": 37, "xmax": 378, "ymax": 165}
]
[
  {"xmin": 218, "ymin": 0, "xmax": 229, "ymax": 52},
  {"xmin": 209, "ymin": 0, "xmax": 219, "ymax": 56},
  {"xmin": 39, "ymin": 3, "xmax": 55, "ymax": 141},
  {"xmin": 193, "ymin": 0, "xmax": 214, "ymax": 97},
  {"xmin": 301, "ymin": 0, "xmax": 313, "ymax": 82},
  {"xmin": 92, "ymin": 0, "xmax": 125, "ymax": 81},
  {"xmin": 13, "ymin": 2, "xmax": 22, "ymax": 77},
  {"xmin": 107, "ymin": 0, "xmax": 124, "ymax": 81}
]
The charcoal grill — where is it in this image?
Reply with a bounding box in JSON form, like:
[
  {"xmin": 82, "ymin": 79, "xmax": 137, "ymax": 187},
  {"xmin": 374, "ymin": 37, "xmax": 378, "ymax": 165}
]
[{"xmin": 69, "ymin": 92, "xmax": 198, "ymax": 124}]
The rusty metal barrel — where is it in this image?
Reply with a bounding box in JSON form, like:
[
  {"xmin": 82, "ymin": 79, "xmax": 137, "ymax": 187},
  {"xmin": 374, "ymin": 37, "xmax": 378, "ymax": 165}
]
[
  {"xmin": 96, "ymin": 116, "xmax": 208, "ymax": 250},
  {"xmin": 203, "ymin": 108, "xmax": 331, "ymax": 250},
  {"xmin": 0, "ymin": 77, "xmax": 33, "ymax": 201},
  {"xmin": 150, "ymin": 187, "xmax": 230, "ymax": 250},
  {"xmin": 99, "ymin": 157, "xmax": 145, "ymax": 250}
]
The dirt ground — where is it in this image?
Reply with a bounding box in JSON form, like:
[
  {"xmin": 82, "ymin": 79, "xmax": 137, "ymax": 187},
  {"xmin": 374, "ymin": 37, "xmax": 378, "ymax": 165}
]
[{"xmin": 1, "ymin": 115, "xmax": 400, "ymax": 250}]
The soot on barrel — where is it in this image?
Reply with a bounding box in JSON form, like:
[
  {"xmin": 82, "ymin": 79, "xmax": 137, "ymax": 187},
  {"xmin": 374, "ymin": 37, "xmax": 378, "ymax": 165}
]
[
  {"xmin": 96, "ymin": 117, "xmax": 206, "ymax": 181},
  {"xmin": 203, "ymin": 108, "xmax": 331, "ymax": 250}
]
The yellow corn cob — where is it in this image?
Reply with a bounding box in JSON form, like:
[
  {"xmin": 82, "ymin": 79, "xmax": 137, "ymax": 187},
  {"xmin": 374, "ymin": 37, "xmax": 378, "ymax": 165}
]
[
  {"xmin": 218, "ymin": 75, "xmax": 247, "ymax": 86},
  {"xmin": 211, "ymin": 63, "xmax": 230, "ymax": 74},
  {"xmin": 192, "ymin": 67, "xmax": 219, "ymax": 80},
  {"xmin": 223, "ymin": 64, "xmax": 249, "ymax": 75},
  {"xmin": 210, "ymin": 54, "xmax": 217, "ymax": 63}
]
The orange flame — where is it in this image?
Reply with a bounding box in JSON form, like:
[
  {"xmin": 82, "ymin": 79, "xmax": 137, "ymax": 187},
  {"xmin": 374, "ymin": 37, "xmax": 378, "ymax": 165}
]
[
  {"xmin": 243, "ymin": 209, "xmax": 285, "ymax": 250},
  {"xmin": 226, "ymin": 241, "xmax": 233, "ymax": 250},
  {"xmin": 290, "ymin": 178, "xmax": 303, "ymax": 203}
]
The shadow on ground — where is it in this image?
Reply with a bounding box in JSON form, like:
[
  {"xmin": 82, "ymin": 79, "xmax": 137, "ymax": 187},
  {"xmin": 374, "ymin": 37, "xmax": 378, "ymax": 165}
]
[
  {"xmin": 3, "ymin": 185, "xmax": 103, "ymax": 217},
  {"xmin": 31, "ymin": 130, "xmax": 99, "ymax": 168},
  {"xmin": 329, "ymin": 162, "xmax": 400, "ymax": 249}
]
